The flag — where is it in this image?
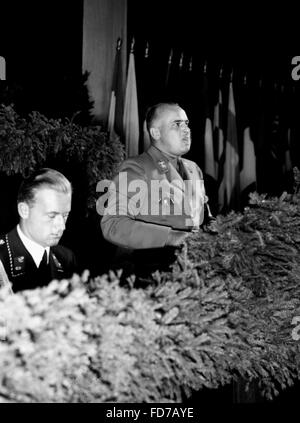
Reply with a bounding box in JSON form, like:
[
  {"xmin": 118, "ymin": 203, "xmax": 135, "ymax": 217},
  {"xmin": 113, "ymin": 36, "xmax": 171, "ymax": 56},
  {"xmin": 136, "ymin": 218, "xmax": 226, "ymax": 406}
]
[
  {"xmin": 165, "ymin": 48, "xmax": 173, "ymax": 90},
  {"xmin": 214, "ymin": 87, "xmax": 225, "ymax": 211},
  {"xmin": 221, "ymin": 81, "xmax": 240, "ymax": 211},
  {"xmin": 240, "ymin": 78, "xmax": 257, "ymax": 196},
  {"xmin": 164, "ymin": 50, "xmax": 187, "ymax": 104},
  {"xmin": 214, "ymin": 88, "xmax": 224, "ymax": 178},
  {"xmin": 240, "ymin": 127, "xmax": 256, "ymax": 192},
  {"xmin": 203, "ymin": 70, "xmax": 217, "ymax": 180},
  {"xmin": 108, "ymin": 38, "xmax": 124, "ymax": 142},
  {"xmin": 123, "ymin": 40, "xmax": 139, "ymax": 158},
  {"xmin": 138, "ymin": 42, "xmax": 154, "ymax": 152},
  {"xmin": 164, "ymin": 48, "xmax": 178, "ymax": 101},
  {"xmin": 177, "ymin": 52, "xmax": 189, "ymax": 106},
  {"xmin": 251, "ymin": 78, "xmax": 267, "ymax": 193}
]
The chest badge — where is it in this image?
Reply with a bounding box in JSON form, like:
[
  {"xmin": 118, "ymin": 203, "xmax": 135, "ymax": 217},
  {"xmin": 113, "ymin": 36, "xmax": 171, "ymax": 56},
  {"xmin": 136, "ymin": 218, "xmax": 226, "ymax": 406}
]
[
  {"xmin": 52, "ymin": 254, "xmax": 63, "ymax": 271},
  {"xmin": 14, "ymin": 256, "xmax": 25, "ymax": 273}
]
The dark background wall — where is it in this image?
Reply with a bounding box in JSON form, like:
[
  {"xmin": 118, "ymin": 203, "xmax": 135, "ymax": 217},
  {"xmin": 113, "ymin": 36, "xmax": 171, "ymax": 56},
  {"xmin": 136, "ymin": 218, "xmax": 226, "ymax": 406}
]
[
  {"xmin": 0, "ymin": 0, "xmax": 85, "ymax": 119},
  {"xmin": 1, "ymin": 0, "xmax": 300, "ymax": 269},
  {"xmin": 1, "ymin": 1, "xmax": 298, "ymax": 116},
  {"xmin": 127, "ymin": 0, "xmax": 300, "ymax": 206}
]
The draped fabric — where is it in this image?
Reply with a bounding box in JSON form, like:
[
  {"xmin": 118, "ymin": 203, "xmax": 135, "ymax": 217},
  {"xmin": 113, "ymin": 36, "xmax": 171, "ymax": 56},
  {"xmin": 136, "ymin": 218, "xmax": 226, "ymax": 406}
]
[
  {"xmin": 240, "ymin": 127, "xmax": 256, "ymax": 192},
  {"xmin": 108, "ymin": 40, "xmax": 124, "ymax": 142},
  {"xmin": 203, "ymin": 72, "xmax": 216, "ymax": 181},
  {"xmin": 82, "ymin": 0, "xmax": 127, "ymax": 123},
  {"xmin": 221, "ymin": 82, "xmax": 240, "ymax": 212},
  {"xmin": 81, "ymin": 0, "xmax": 298, "ymax": 213},
  {"xmin": 214, "ymin": 88, "xmax": 225, "ymax": 212},
  {"xmin": 240, "ymin": 81, "xmax": 257, "ymax": 197}
]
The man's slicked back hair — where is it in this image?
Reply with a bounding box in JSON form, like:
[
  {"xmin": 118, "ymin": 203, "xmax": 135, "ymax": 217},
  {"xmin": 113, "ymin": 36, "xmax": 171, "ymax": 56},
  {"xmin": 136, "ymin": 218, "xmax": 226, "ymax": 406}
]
[{"xmin": 17, "ymin": 168, "xmax": 72, "ymax": 206}]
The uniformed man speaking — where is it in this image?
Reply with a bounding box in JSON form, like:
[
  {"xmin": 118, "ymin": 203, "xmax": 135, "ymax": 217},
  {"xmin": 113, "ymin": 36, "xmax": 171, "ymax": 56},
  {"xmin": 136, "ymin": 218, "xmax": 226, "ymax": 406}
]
[
  {"xmin": 0, "ymin": 168, "xmax": 77, "ymax": 293},
  {"xmin": 99, "ymin": 102, "xmax": 209, "ymax": 274}
]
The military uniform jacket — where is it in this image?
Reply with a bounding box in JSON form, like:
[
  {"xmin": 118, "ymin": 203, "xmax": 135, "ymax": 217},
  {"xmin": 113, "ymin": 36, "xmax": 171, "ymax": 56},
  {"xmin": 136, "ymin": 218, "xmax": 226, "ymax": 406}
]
[
  {"xmin": 100, "ymin": 145, "xmax": 206, "ymax": 250},
  {"xmin": 0, "ymin": 227, "xmax": 77, "ymax": 292}
]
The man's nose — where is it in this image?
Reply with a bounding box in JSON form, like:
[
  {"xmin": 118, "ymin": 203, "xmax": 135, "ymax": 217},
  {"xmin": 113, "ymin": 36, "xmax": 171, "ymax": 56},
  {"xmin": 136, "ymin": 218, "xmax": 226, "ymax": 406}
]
[
  {"xmin": 182, "ymin": 124, "xmax": 190, "ymax": 134},
  {"xmin": 54, "ymin": 215, "xmax": 65, "ymax": 232}
]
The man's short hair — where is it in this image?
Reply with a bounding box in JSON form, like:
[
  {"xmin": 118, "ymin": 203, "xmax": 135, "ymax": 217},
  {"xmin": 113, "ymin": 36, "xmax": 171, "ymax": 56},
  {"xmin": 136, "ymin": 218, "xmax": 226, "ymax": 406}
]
[
  {"xmin": 145, "ymin": 102, "xmax": 179, "ymax": 135},
  {"xmin": 17, "ymin": 168, "xmax": 72, "ymax": 206}
]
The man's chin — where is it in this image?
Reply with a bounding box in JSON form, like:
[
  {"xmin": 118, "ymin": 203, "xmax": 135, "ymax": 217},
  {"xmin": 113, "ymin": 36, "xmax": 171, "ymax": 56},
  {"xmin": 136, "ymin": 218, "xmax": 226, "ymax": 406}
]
[
  {"xmin": 48, "ymin": 237, "xmax": 61, "ymax": 246},
  {"xmin": 181, "ymin": 144, "xmax": 190, "ymax": 155}
]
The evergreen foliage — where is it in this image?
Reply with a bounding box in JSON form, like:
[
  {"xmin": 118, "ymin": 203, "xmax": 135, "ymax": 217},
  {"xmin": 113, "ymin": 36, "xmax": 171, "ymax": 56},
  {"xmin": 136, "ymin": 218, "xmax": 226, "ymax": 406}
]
[
  {"xmin": 0, "ymin": 104, "xmax": 125, "ymax": 210},
  {"xmin": 1, "ymin": 187, "xmax": 300, "ymax": 402}
]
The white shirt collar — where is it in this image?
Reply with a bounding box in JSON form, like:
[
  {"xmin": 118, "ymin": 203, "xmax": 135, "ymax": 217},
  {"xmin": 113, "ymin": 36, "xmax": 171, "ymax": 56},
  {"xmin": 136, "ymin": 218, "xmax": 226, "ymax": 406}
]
[{"xmin": 17, "ymin": 225, "xmax": 50, "ymax": 267}]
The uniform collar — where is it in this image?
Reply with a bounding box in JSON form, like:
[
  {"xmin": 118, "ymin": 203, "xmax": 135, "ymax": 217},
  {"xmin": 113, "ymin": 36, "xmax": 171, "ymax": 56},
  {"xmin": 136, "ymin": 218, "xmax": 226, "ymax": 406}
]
[
  {"xmin": 151, "ymin": 145, "xmax": 180, "ymax": 166},
  {"xmin": 17, "ymin": 225, "xmax": 50, "ymax": 267},
  {"xmin": 149, "ymin": 145, "xmax": 182, "ymax": 174}
]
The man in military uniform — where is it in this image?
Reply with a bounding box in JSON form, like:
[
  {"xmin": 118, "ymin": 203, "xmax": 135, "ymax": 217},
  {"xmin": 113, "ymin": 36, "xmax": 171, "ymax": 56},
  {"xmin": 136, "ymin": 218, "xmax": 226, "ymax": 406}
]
[
  {"xmin": 0, "ymin": 168, "xmax": 77, "ymax": 293},
  {"xmin": 99, "ymin": 102, "xmax": 209, "ymax": 275}
]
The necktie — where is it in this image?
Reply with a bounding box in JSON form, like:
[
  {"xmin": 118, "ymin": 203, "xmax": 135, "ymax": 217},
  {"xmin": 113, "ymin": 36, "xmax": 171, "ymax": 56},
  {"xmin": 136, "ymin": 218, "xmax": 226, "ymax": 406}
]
[
  {"xmin": 38, "ymin": 250, "xmax": 51, "ymax": 285},
  {"xmin": 40, "ymin": 250, "xmax": 48, "ymax": 266},
  {"xmin": 177, "ymin": 158, "xmax": 187, "ymax": 180}
]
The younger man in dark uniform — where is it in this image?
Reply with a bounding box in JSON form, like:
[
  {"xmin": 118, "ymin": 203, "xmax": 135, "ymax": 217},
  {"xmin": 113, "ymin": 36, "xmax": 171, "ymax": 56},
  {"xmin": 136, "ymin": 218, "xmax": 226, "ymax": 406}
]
[{"xmin": 0, "ymin": 168, "xmax": 77, "ymax": 292}]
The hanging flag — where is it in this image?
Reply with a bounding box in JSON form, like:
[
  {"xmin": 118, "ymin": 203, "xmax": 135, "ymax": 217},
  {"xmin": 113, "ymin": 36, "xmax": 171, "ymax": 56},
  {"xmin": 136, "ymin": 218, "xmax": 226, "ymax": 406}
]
[
  {"xmin": 251, "ymin": 78, "xmax": 267, "ymax": 193},
  {"xmin": 240, "ymin": 76, "xmax": 257, "ymax": 197},
  {"xmin": 222, "ymin": 79, "xmax": 240, "ymax": 211},
  {"xmin": 214, "ymin": 88, "xmax": 226, "ymax": 212},
  {"xmin": 177, "ymin": 52, "xmax": 190, "ymax": 106},
  {"xmin": 108, "ymin": 38, "xmax": 124, "ymax": 142},
  {"xmin": 214, "ymin": 89, "xmax": 224, "ymax": 177},
  {"xmin": 123, "ymin": 38, "xmax": 139, "ymax": 158},
  {"xmin": 164, "ymin": 49, "xmax": 186, "ymax": 103},
  {"xmin": 139, "ymin": 41, "xmax": 153, "ymax": 152},
  {"xmin": 203, "ymin": 66, "xmax": 217, "ymax": 181},
  {"xmin": 165, "ymin": 48, "xmax": 173, "ymax": 90},
  {"xmin": 240, "ymin": 127, "xmax": 256, "ymax": 192}
]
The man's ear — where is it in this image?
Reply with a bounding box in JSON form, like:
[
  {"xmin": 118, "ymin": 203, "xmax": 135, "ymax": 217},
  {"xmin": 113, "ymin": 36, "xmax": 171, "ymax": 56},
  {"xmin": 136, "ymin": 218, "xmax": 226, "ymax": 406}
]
[
  {"xmin": 150, "ymin": 127, "xmax": 160, "ymax": 141},
  {"xmin": 18, "ymin": 202, "xmax": 30, "ymax": 219}
]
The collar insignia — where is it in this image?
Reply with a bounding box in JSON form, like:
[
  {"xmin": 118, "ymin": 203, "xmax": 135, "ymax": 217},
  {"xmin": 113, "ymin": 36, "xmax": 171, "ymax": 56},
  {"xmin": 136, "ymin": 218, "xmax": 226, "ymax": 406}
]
[
  {"xmin": 17, "ymin": 256, "xmax": 25, "ymax": 263},
  {"xmin": 14, "ymin": 257, "xmax": 25, "ymax": 273},
  {"xmin": 157, "ymin": 160, "xmax": 169, "ymax": 173}
]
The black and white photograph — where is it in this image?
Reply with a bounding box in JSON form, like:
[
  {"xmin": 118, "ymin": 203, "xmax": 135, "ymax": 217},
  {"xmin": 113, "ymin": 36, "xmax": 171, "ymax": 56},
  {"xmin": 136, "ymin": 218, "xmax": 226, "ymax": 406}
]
[{"xmin": 1, "ymin": 0, "xmax": 300, "ymax": 413}]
